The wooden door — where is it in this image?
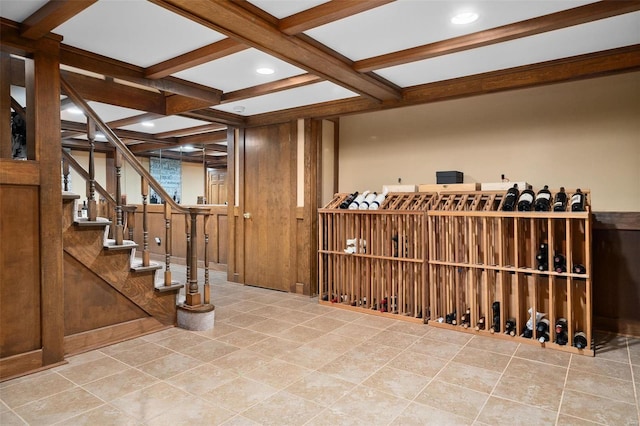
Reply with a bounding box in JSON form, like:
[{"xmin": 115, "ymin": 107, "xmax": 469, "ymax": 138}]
[
  {"xmin": 242, "ymin": 124, "xmax": 295, "ymax": 292},
  {"xmin": 207, "ymin": 168, "xmax": 227, "ymax": 204}
]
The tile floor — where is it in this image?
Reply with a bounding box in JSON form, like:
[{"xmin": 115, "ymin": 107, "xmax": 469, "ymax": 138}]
[{"xmin": 1, "ymin": 269, "xmax": 639, "ymax": 425}]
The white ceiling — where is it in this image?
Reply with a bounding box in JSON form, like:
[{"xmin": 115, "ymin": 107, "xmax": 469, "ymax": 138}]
[{"xmin": 2, "ymin": 0, "xmax": 639, "ymax": 140}]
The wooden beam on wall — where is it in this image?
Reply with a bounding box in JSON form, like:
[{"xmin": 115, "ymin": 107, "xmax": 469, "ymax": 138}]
[
  {"xmin": 0, "ymin": 53, "xmax": 11, "ymax": 158},
  {"xmin": 222, "ymin": 74, "xmax": 322, "ymax": 103}
]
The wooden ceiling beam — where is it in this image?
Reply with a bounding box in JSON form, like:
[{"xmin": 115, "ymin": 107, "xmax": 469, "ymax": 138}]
[
  {"xmin": 20, "ymin": 0, "xmax": 97, "ymax": 40},
  {"xmin": 128, "ymin": 132, "xmax": 224, "ymax": 153},
  {"xmin": 355, "ymin": 1, "xmax": 640, "ymax": 72},
  {"xmin": 222, "ymin": 74, "xmax": 323, "ymax": 103},
  {"xmin": 145, "ymin": 38, "xmax": 248, "ymax": 79},
  {"xmin": 60, "ymin": 45, "xmax": 222, "ymax": 104},
  {"xmin": 179, "ymin": 108, "xmax": 245, "ymax": 127},
  {"xmin": 150, "ymin": 0, "xmax": 401, "ymax": 101},
  {"xmin": 106, "ymin": 113, "xmax": 165, "ymax": 129},
  {"xmin": 155, "ymin": 123, "xmax": 227, "ymax": 139},
  {"xmin": 279, "ymin": 0, "xmax": 394, "ymax": 35},
  {"xmin": 179, "ymin": 130, "xmax": 227, "ymax": 145},
  {"xmin": 61, "ymin": 119, "xmax": 179, "ymax": 144}
]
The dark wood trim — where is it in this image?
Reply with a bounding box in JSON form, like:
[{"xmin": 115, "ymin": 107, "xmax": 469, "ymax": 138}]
[
  {"xmin": 289, "ymin": 120, "xmax": 299, "ymax": 293},
  {"xmin": 594, "ymin": 316, "xmax": 640, "ymax": 339},
  {"xmin": 0, "ymin": 349, "xmax": 43, "ymax": 381},
  {"xmin": 355, "ymin": 1, "xmax": 640, "ymax": 72},
  {"xmin": 64, "ymin": 318, "xmax": 168, "ymax": 356},
  {"xmin": 222, "ymin": 74, "xmax": 323, "ymax": 103},
  {"xmin": 0, "ymin": 52, "xmax": 11, "ymax": 159},
  {"xmin": 20, "ymin": 0, "xmax": 97, "ymax": 40},
  {"xmin": 0, "ymin": 159, "xmax": 40, "ymax": 185},
  {"xmin": 35, "ymin": 37, "xmax": 65, "ymax": 367},
  {"xmin": 279, "ymin": 0, "xmax": 394, "ymax": 35},
  {"xmin": 592, "ymin": 212, "xmax": 640, "ymax": 231},
  {"xmin": 145, "ymin": 38, "xmax": 248, "ymax": 79},
  {"xmin": 155, "ymin": 123, "xmax": 227, "ymax": 139}
]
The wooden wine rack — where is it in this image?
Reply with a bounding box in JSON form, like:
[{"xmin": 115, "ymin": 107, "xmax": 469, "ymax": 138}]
[
  {"xmin": 319, "ymin": 189, "xmax": 594, "ymax": 355},
  {"xmin": 318, "ymin": 192, "xmax": 437, "ymax": 323},
  {"xmin": 427, "ymin": 189, "xmax": 593, "ymax": 356}
]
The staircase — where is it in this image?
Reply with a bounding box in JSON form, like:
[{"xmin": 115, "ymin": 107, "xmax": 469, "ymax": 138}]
[{"xmin": 61, "ymin": 193, "xmax": 182, "ymax": 355}]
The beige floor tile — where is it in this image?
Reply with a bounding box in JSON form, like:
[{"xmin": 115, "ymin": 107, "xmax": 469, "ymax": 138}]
[
  {"xmin": 570, "ymin": 353, "xmax": 633, "ymax": 381},
  {"xmin": 320, "ymin": 309, "xmax": 362, "ymax": 322},
  {"xmin": 220, "ymin": 415, "xmax": 262, "ymax": 425},
  {"xmin": 351, "ymin": 315, "xmax": 398, "ymax": 329},
  {"xmin": 108, "ymin": 342, "xmax": 174, "ymax": 367},
  {"xmin": 14, "ymin": 387, "xmax": 103, "ymax": 425},
  {"xmin": 98, "ymin": 337, "xmax": 149, "ymax": 356},
  {"xmin": 200, "ymin": 377, "xmax": 278, "ymax": 413},
  {"xmin": 415, "ymin": 379, "xmax": 489, "ymax": 420},
  {"xmin": 82, "ymin": 368, "xmax": 158, "ymax": 401},
  {"xmin": 241, "ymin": 390, "xmax": 324, "ymax": 426},
  {"xmin": 246, "ymin": 318, "xmax": 295, "ymax": 335},
  {"xmin": 178, "ymin": 339, "xmax": 240, "ymax": 362},
  {"xmin": 194, "ymin": 322, "xmax": 241, "ymax": 339},
  {"xmin": 555, "ymin": 413, "xmax": 604, "ymax": 425},
  {"xmin": 272, "ymin": 298, "xmax": 313, "ymax": 311},
  {"xmin": 435, "ymin": 361, "xmax": 501, "ymax": 394},
  {"xmin": 452, "ymin": 346, "xmax": 512, "ymax": 373},
  {"xmin": 141, "ymin": 327, "xmax": 183, "ymax": 342},
  {"xmin": 55, "ymin": 404, "xmax": 141, "ymax": 426},
  {"xmin": 331, "ymin": 322, "xmax": 381, "ymax": 341},
  {"xmin": 166, "ymin": 363, "xmax": 237, "ymax": 395},
  {"xmin": 514, "ymin": 343, "xmax": 572, "ymax": 367},
  {"xmin": 146, "ymin": 396, "xmax": 234, "ymax": 426},
  {"xmin": 492, "ymin": 374, "xmax": 563, "ymax": 411},
  {"xmin": 363, "ymin": 366, "xmax": 431, "ymax": 400},
  {"xmin": 299, "ymin": 316, "xmax": 348, "ymax": 333},
  {"xmin": 0, "ymin": 372, "xmax": 75, "ymax": 409},
  {"xmin": 276, "ymin": 324, "xmax": 325, "ymax": 344},
  {"xmin": 285, "ymin": 371, "xmax": 356, "ymax": 407},
  {"xmin": 628, "ymin": 338, "xmax": 640, "ymax": 366},
  {"xmin": 272, "ymin": 308, "xmax": 319, "ymax": 325},
  {"xmin": 110, "ymin": 382, "xmax": 190, "ymax": 422},
  {"xmin": 213, "ymin": 306, "xmax": 243, "ymax": 321},
  {"xmin": 391, "ymin": 401, "xmax": 472, "ymax": 425},
  {"xmin": 503, "ymin": 357, "xmax": 568, "ymax": 387},
  {"xmin": 247, "ymin": 336, "xmax": 302, "ymax": 358},
  {"xmin": 211, "ymin": 349, "xmax": 272, "ymax": 375},
  {"xmin": 293, "ymin": 303, "xmax": 333, "ymax": 316},
  {"xmin": 372, "ymin": 329, "xmax": 422, "ymax": 350},
  {"xmin": 53, "ymin": 350, "xmax": 108, "ymax": 371},
  {"xmin": 246, "ymin": 305, "xmax": 285, "ymax": 319},
  {"xmin": 425, "ymin": 326, "xmax": 474, "ymax": 345},
  {"xmin": 477, "ymin": 396, "xmax": 558, "ymax": 425},
  {"xmin": 58, "ymin": 356, "xmax": 128, "ymax": 385},
  {"xmin": 154, "ymin": 331, "xmax": 210, "ymax": 351},
  {"xmin": 466, "ymin": 334, "xmax": 519, "ymax": 355},
  {"xmin": 387, "ymin": 321, "xmax": 430, "ymax": 337},
  {"xmin": 560, "ymin": 389, "xmax": 639, "ymax": 425},
  {"xmin": 244, "ymin": 359, "xmax": 312, "ymax": 389},
  {"xmin": 387, "ymin": 349, "xmax": 448, "ymax": 378},
  {"xmin": 225, "ymin": 313, "xmax": 270, "ymax": 328},
  {"xmin": 329, "ymin": 385, "xmax": 409, "ymax": 425},
  {"xmin": 227, "ymin": 300, "xmax": 267, "ymax": 313},
  {"xmin": 278, "ymin": 342, "xmax": 342, "ymax": 370},
  {"xmin": 565, "ymin": 368, "xmax": 636, "ymax": 404},
  {"xmin": 407, "ymin": 336, "xmax": 464, "ymax": 360},
  {"xmin": 136, "ymin": 352, "xmax": 203, "ymax": 380},
  {"xmin": 594, "ymin": 334, "xmax": 631, "ymax": 364},
  {"xmin": 305, "ymin": 408, "xmax": 370, "ymax": 426},
  {"xmin": 0, "ymin": 410, "xmax": 26, "ymax": 425},
  {"xmin": 320, "ymin": 353, "xmax": 384, "ymax": 384},
  {"xmin": 303, "ymin": 333, "xmax": 357, "ymax": 355},
  {"xmin": 216, "ymin": 329, "xmax": 269, "ymax": 348},
  {"xmin": 351, "ymin": 340, "xmax": 403, "ymax": 364},
  {"xmin": 0, "ymin": 400, "xmax": 9, "ymax": 413}
]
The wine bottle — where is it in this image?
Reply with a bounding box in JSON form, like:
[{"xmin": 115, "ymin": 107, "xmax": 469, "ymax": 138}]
[
  {"xmin": 81, "ymin": 201, "xmax": 88, "ymax": 218},
  {"xmin": 348, "ymin": 191, "xmax": 369, "ymax": 209},
  {"xmin": 475, "ymin": 316, "xmax": 486, "ymax": 331},
  {"xmin": 554, "ymin": 253, "xmax": 566, "ymax": 273},
  {"xmin": 502, "ymin": 184, "xmax": 519, "ymax": 211},
  {"xmin": 536, "ymin": 318, "xmax": 550, "ymax": 341},
  {"xmin": 534, "ymin": 185, "xmax": 552, "ymax": 211},
  {"xmin": 553, "ymin": 187, "xmax": 568, "ymax": 212},
  {"xmin": 490, "ymin": 301, "xmax": 500, "ymax": 333},
  {"xmin": 555, "ymin": 318, "xmax": 568, "ymax": 345},
  {"xmin": 339, "ymin": 192, "xmax": 358, "ymax": 209},
  {"xmin": 517, "ymin": 185, "xmax": 535, "ymax": 211},
  {"xmin": 368, "ymin": 190, "xmax": 388, "ymax": 210},
  {"xmin": 574, "ymin": 331, "xmax": 588, "ymax": 349},
  {"xmin": 571, "ymin": 189, "xmax": 586, "ymax": 212},
  {"xmin": 573, "ymin": 264, "xmax": 587, "ymax": 274},
  {"xmin": 359, "ymin": 192, "xmax": 377, "ymax": 210},
  {"xmin": 446, "ymin": 311, "xmax": 456, "ymax": 325},
  {"xmin": 505, "ymin": 318, "xmax": 517, "ymax": 336},
  {"xmin": 536, "ymin": 243, "xmax": 549, "ymax": 271},
  {"xmin": 460, "ymin": 309, "xmax": 471, "ymax": 328}
]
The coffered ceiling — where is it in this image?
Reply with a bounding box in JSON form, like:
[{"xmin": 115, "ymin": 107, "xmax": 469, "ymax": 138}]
[{"xmin": 2, "ymin": 0, "xmax": 639, "ymax": 167}]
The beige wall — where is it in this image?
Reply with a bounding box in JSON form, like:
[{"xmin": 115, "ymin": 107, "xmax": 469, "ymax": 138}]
[{"xmin": 339, "ymin": 72, "xmax": 640, "ymax": 212}]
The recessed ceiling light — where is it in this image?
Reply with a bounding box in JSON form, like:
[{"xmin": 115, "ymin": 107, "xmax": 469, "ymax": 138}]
[
  {"xmin": 141, "ymin": 121, "xmax": 155, "ymax": 128},
  {"xmin": 256, "ymin": 67, "xmax": 274, "ymax": 75},
  {"xmin": 233, "ymin": 105, "xmax": 246, "ymax": 113},
  {"xmin": 66, "ymin": 106, "xmax": 83, "ymax": 115},
  {"xmin": 451, "ymin": 12, "xmax": 478, "ymax": 25},
  {"xmin": 95, "ymin": 132, "xmax": 107, "ymax": 141}
]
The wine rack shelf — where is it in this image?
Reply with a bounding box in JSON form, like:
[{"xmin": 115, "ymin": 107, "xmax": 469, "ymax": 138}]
[
  {"xmin": 318, "ymin": 192, "xmax": 437, "ymax": 323},
  {"xmin": 319, "ymin": 189, "xmax": 593, "ymax": 355}
]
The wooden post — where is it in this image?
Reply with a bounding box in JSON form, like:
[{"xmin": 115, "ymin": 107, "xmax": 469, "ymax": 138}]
[
  {"xmin": 203, "ymin": 213, "xmax": 211, "ymax": 304},
  {"xmin": 164, "ymin": 202, "xmax": 172, "ymax": 286},
  {"xmin": 87, "ymin": 118, "xmax": 97, "ymax": 221},
  {"xmin": 185, "ymin": 210, "xmax": 201, "ymax": 306},
  {"xmin": 114, "ymin": 150, "xmax": 123, "ymax": 245},
  {"xmin": 141, "ymin": 176, "xmax": 150, "ymax": 266}
]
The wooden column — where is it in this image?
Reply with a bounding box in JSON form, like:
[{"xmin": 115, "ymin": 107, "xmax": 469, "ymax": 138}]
[{"xmin": 0, "ymin": 52, "xmax": 11, "ymax": 159}]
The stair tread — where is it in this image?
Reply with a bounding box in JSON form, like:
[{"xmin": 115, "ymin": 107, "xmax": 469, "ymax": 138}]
[
  {"xmin": 74, "ymin": 217, "xmax": 112, "ymax": 227},
  {"xmin": 104, "ymin": 239, "xmax": 138, "ymax": 251},
  {"xmin": 130, "ymin": 261, "xmax": 163, "ymax": 272},
  {"xmin": 154, "ymin": 282, "xmax": 184, "ymax": 293}
]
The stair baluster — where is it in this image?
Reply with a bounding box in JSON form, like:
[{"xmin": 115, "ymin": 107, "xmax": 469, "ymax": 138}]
[
  {"xmin": 87, "ymin": 118, "xmax": 97, "ymax": 221},
  {"xmin": 185, "ymin": 216, "xmax": 191, "ymax": 288},
  {"xmin": 62, "ymin": 155, "xmax": 70, "ymax": 192},
  {"xmin": 141, "ymin": 176, "xmax": 150, "ymax": 267},
  {"xmin": 203, "ymin": 213, "xmax": 211, "ymax": 304},
  {"xmin": 164, "ymin": 202, "xmax": 173, "ymax": 286},
  {"xmin": 114, "ymin": 151, "xmax": 124, "ymax": 245}
]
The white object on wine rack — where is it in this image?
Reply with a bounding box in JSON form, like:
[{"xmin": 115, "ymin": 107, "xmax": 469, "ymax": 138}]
[
  {"xmin": 359, "ymin": 192, "xmax": 377, "ymax": 210},
  {"xmin": 348, "ymin": 191, "xmax": 369, "ymax": 209}
]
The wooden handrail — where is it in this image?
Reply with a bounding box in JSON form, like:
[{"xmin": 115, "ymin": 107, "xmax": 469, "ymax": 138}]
[
  {"xmin": 61, "ymin": 149, "xmax": 117, "ymax": 207},
  {"xmin": 60, "ymin": 76, "xmax": 189, "ymax": 215}
]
